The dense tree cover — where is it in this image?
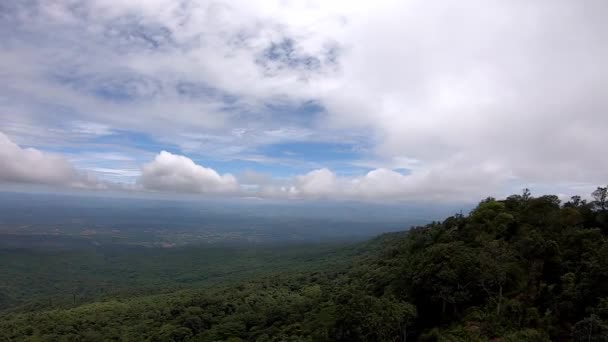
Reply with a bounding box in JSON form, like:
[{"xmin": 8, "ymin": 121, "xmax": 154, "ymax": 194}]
[
  {"xmin": 1, "ymin": 188, "xmax": 608, "ymax": 341},
  {"xmin": 0, "ymin": 243, "xmax": 354, "ymax": 312}
]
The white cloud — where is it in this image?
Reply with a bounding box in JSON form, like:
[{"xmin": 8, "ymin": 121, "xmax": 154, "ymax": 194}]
[
  {"xmin": 0, "ymin": 132, "xmax": 105, "ymax": 189},
  {"xmin": 261, "ymin": 158, "xmax": 512, "ymax": 201},
  {"xmin": 284, "ymin": 168, "xmax": 338, "ymax": 198},
  {"xmin": 1, "ymin": 0, "xmax": 607, "ymax": 200},
  {"xmin": 70, "ymin": 121, "xmax": 114, "ymax": 137},
  {"xmin": 0, "ymin": 130, "xmax": 594, "ymax": 201},
  {"xmin": 139, "ymin": 151, "xmax": 238, "ymax": 194}
]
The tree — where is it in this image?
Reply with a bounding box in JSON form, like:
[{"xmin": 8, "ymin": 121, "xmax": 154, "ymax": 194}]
[
  {"xmin": 592, "ymin": 186, "xmax": 608, "ymax": 211},
  {"xmin": 592, "ymin": 186, "xmax": 608, "ymax": 233},
  {"xmin": 332, "ymin": 288, "xmax": 416, "ymax": 342},
  {"xmin": 408, "ymin": 241, "xmax": 479, "ymax": 319},
  {"xmin": 479, "ymin": 240, "xmax": 518, "ymax": 316},
  {"xmin": 565, "ymin": 195, "xmax": 583, "ymax": 208},
  {"xmin": 573, "ymin": 315, "xmax": 608, "ymax": 342},
  {"xmin": 522, "ymin": 188, "xmax": 532, "ymax": 201}
]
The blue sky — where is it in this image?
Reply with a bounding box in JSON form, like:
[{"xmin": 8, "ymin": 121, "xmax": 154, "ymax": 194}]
[{"xmin": 0, "ymin": 1, "xmax": 607, "ymax": 201}]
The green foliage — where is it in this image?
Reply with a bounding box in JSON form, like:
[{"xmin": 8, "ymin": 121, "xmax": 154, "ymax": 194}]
[
  {"xmin": 2, "ymin": 186, "xmax": 608, "ymax": 341},
  {"xmin": 0, "ymin": 243, "xmax": 354, "ymax": 312}
]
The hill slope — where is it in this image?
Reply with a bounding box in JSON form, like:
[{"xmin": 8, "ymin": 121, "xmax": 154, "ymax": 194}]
[{"xmin": 2, "ymin": 188, "xmax": 608, "ymax": 341}]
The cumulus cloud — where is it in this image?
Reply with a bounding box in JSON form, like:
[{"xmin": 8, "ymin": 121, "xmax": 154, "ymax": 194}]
[
  {"xmin": 139, "ymin": 151, "xmax": 239, "ymax": 194},
  {"xmin": 0, "ymin": 130, "xmax": 590, "ymax": 201},
  {"xmin": 0, "ymin": 132, "xmax": 104, "ymax": 188},
  {"xmin": 0, "ymin": 129, "xmax": 509, "ymax": 200},
  {"xmin": 266, "ymin": 168, "xmax": 338, "ymax": 198},
  {"xmin": 261, "ymin": 159, "xmax": 512, "ymax": 201}
]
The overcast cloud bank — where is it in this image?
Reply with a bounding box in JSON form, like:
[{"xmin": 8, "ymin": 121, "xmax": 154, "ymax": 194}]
[{"xmin": 1, "ymin": 1, "xmax": 606, "ymax": 201}]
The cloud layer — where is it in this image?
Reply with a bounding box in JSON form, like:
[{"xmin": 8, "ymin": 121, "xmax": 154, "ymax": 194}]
[
  {"xmin": 0, "ymin": 132, "xmax": 600, "ymax": 201},
  {"xmin": 1, "ymin": 1, "xmax": 607, "ymax": 200},
  {"xmin": 259, "ymin": 163, "xmax": 510, "ymax": 201}
]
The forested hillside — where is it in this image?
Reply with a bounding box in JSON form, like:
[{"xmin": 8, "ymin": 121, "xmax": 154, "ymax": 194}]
[{"xmin": 2, "ymin": 188, "xmax": 608, "ymax": 341}]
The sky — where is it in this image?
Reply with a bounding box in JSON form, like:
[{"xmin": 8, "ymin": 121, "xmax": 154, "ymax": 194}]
[{"xmin": 0, "ymin": 0, "xmax": 606, "ymax": 202}]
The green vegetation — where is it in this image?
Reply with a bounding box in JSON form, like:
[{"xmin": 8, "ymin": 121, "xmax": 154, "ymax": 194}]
[
  {"xmin": 0, "ymin": 243, "xmax": 356, "ymax": 312},
  {"xmin": 2, "ymin": 187, "xmax": 608, "ymax": 341}
]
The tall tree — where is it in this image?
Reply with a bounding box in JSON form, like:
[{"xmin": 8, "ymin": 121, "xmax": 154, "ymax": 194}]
[{"xmin": 592, "ymin": 186, "xmax": 608, "ymax": 211}]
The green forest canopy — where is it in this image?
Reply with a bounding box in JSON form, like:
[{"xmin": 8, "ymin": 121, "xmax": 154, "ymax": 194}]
[{"xmin": 1, "ymin": 187, "xmax": 608, "ymax": 341}]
